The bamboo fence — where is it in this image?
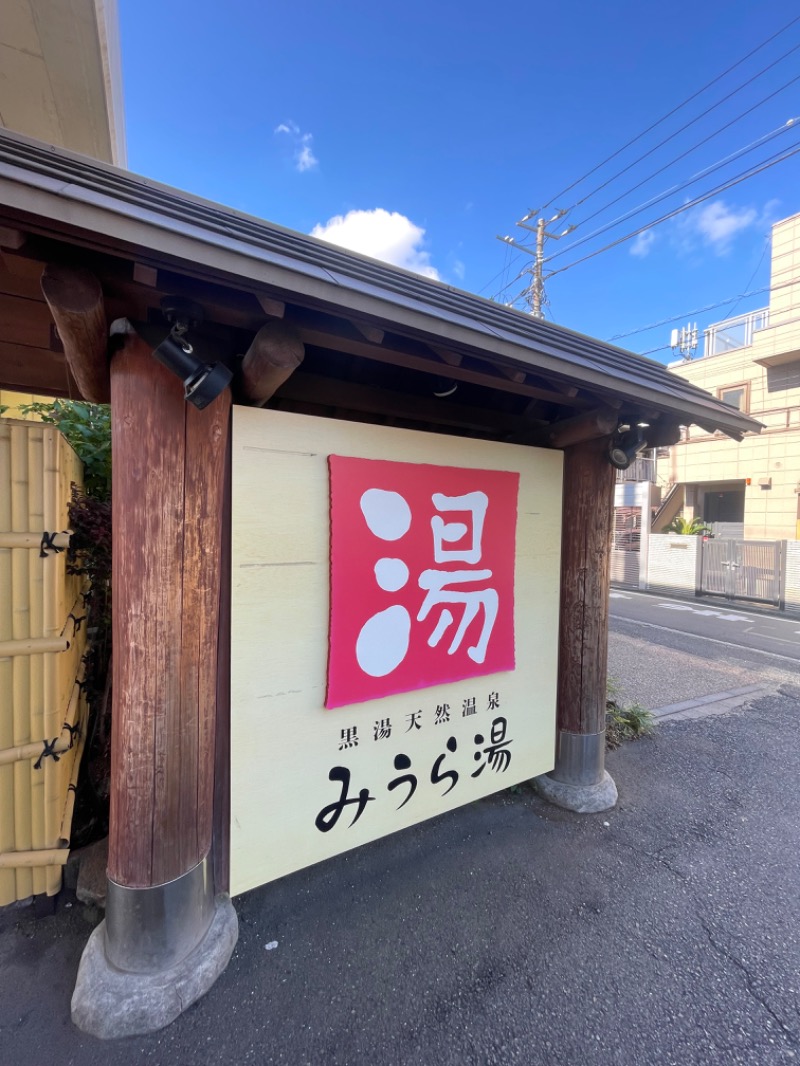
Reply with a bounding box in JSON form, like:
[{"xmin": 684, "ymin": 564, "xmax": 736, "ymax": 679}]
[{"xmin": 0, "ymin": 418, "xmax": 89, "ymax": 906}]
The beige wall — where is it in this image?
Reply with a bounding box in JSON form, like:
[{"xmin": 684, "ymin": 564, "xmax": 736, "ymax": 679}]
[{"xmin": 665, "ymin": 211, "xmax": 800, "ymax": 541}]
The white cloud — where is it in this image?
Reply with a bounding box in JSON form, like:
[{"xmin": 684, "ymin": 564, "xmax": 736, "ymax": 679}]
[
  {"xmin": 694, "ymin": 201, "xmax": 757, "ymax": 249},
  {"xmin": 452, "ymin": 258, "xmax": 466, "ymax": 280},
  {"xmin": 311, "ymin": 208, "xmax": 440, "ymax": 280},
  {"xmin": 296, "ymin": 135, "xmax": 318, "ymax": 172},
  {"xmin": 630, "ymin": 229, "xmax": 656, "ymax": 258},
  {"xmin": 274, "ymin": 120, "xmax": 318, "ymax": 172},
  {"xmin": 675, "ymin": 198, "xmax": 760, "ymax": 256}
]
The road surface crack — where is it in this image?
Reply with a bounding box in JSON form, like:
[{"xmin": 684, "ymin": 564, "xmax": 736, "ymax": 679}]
[{"xmin": 696, "ymin": 915, "xmax": 798, "ymax": 1046}]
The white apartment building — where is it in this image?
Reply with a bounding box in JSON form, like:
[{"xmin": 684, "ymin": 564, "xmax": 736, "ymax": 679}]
[{"xmin": 661, "ymin": 210, "xmax": 800, "ymax": 541}]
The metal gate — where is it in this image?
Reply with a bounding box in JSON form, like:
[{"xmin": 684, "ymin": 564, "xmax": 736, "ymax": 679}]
[
  {"xmin": 610, "ymin": 505, "xmax": 641, "ymax": 588},
  {"xmin": 700, "ymin": 539, "xmax": 783, "ymax": 606}
]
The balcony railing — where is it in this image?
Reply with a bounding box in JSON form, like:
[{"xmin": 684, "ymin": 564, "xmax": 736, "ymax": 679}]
[
  {"xmin": 704, "ymin": 307, "xmax": 769, "ymax": 358},
  {"xmin": 615, "ymin": 456, "xmax": 656, "ymax": 483}
]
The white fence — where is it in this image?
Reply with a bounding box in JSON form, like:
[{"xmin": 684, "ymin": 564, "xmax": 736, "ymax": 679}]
[
  {"xmin": 645, "ymin": 535, "xmax": 701, "ymax": 596},
  {"xmin": 625, "ymin": 535, "xmax": 800, "ymax": 612},
  {"xmin": 786, "ymin": 541, "xmax": 800, "ymax": 614}
]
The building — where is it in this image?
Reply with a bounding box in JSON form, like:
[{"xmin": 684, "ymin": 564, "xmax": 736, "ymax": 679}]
[
  {"xmin": 660, "ymin": 210, "xmax": 800, "ymax": 541},
  {"xmin": 0, "ymin": 0, "xmax": 125, "ymax": 165},
  {"xmin": 0, "ymin": 128, "xmax": 756, "ymax": 1036}
]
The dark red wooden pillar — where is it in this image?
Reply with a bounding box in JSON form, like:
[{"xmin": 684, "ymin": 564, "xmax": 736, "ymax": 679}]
[
  {"xmin": 108, "ymin": 334, "xmax": 229, "ymax": 890},
  {"xmin": 72, "ymin": 332, "xmax": 237, "ymax": 1038},
  {"xmin": 537, "ymin": 435, "xmax": 618, "ymax": 811}
]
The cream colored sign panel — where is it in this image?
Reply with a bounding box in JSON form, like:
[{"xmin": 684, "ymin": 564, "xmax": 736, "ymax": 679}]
[{"xmin": 231, "ymin": 408, "xmax": 563, "ymax": 896}]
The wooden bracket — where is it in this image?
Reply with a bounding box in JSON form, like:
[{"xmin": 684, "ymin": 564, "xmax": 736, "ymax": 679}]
[
  {"xmin": 548, "ymin": 407, "xmax": 619, "ymax": 449},
  {"xmin": 40, "ymin": 264, "xmax": 110, "ymax": 404},
  {"xmin": 645, "ymin": 422, "xmax": 682, "ymax": 448},
  {"xmin": 132, "ymin": 263, "xmax": 159, "ymax": 288},
  {"xmin": 350, "ymin": 320, "xmax": 384, "ymax": 345},
  {"xmin": 425, "ymin": 343, "xmax": 463, "ymax": 367},
  {"xmin": 256, "ymin": 294, "xmax": 286, "ymax": 319},
  {"xmin": 239, "ymin": 321, "xmax": 305, "ymax": 406}
]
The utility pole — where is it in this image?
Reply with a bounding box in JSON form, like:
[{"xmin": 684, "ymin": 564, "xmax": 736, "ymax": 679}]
[
  {"xmin": 531, "ymin": 217, "xmax": 546, "ymax": 318},
  {"xmin": 497, "ymin": 209, "xmax": 575, "ymax": 319}
]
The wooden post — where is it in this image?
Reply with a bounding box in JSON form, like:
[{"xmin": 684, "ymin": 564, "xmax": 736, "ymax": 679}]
[
  {"xmin": 108, "ymin": 334, "xmax": 229, "ymax": 886},
  {"xmin": 72, "ymin": 333, "xmax": 238, "ymax": 1039},
  {"xmin": 536, "ymin": 435, "xmax": 618, "ymax": 812}
]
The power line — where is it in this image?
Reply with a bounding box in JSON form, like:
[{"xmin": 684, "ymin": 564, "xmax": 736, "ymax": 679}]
[
  {"xmin": 546, "ymin": 117, "xmax": 798, "ymax": 265},
  {"xmin": 494, "ymin": 138, "xmax": 797, "ymax": 305},
  {"xmin": 477, "ymin": 246, "xmax": 525, "ymax": 296},
  {"xmin": 638, "ymin": 343, "xmax": 675, "ymax": 357},
  {"xmin": 545, "ymin": 142, "xmax": 800, "ymax": 280},
  {"xmin": 720, "ymin": 236, "xmax": 772, "ymax": 321},
  {"xmin": 561, "ymin": 39, "xmax": 800, "ymax": 222},
  {"xmin": 560, "ymin": 67, "xmax": 800, "ymax": 242},
  {"xmin": 608, "ymin": 273, "xmax": 800, "ymax": 341},
  {"xmin": 534, "ymin": 12, "xmax": 800, "ymax": 215},
  {"xmin": 493, "ymin": 123, "xmax": 799, "ymax": 306}
]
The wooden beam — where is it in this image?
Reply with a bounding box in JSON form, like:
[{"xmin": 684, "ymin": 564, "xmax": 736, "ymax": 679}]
[
  {"xmin": 548, "ymin": 407, "xmax": 619, "ymax": 449},
  {"xmin": 349, "ymin": 320, "xmax": 384, "ymax": 344},
  {"xmin": 0, "ymin": 226, "xmax": 26, "ymax": 250},
  {"xmin": 0, "ymin": 249, "xmax": 47, "ymax": 280},
  {"xmin": 297, "ymin": 327, "xmax": 591, "ymax": 408},
  {"xmin": 40, "ymin": 264, "xmax": 110, "ymax": 404},
  {"xmin": 0, "ymin": 293, "xmax": 53, "ymax": 349},
  {"xmin": 277, "ymin": 373, "xmax": 531, "ymax": 434},
  {"xmin": 0, "ymin": 256, "xmax": 49, "ymax": 301},
  {"xmin": 239, "ymin": 321, "xmax": 305, "ymax": 406},
  {"xmin": 0, "ymin": 341, "xmax": 74, "ymax": 396},
  {"xmin": 120, "ymin": 266, "xmax": 283, "ymax": 331}
]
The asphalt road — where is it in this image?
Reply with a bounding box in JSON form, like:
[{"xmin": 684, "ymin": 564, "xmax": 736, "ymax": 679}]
[
  {"xmin": 2, "ymin": 596, "xmax": 800, "ymax": 1065},
  {"xmin": 609, "ymin": 590, "xmax": 800, "ymax": 712}
]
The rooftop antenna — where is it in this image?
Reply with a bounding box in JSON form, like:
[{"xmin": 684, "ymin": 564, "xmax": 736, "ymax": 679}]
[{"xmin": 669, "ymin": 322, "xmax": 698, "ymax": 360}]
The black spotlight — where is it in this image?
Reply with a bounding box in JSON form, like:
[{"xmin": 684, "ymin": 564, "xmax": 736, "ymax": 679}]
[
  {"xmin": 152, "ymin": 297, "xmax": 232, "ymax": 410},
  {"xmin": 608, "ymin": 425, "xmax": 648, "ymax": 470}
]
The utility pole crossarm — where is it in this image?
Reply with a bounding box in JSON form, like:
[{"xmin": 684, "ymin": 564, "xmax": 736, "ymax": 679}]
[{"xmin": 496, "ymin": 209, "xmax": 575, "ymax": 318}]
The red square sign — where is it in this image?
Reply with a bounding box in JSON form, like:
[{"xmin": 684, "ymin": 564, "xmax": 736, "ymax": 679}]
[{"xmin": 327, "ymin": 456, "xmax": 519, "ymax": 707}]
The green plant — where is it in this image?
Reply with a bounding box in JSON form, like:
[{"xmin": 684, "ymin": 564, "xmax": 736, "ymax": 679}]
[
  {"xmin": 19, "ymin": 400, "xmax": 111, "ymax": 501},
  {"xmin": 606, "ymin": 699, "xmax": 655, "ymax": 749},
  {"xmin": 606, "ymin": 676, "xmax": 655, "ymax": 749},
  {"xmin": 67, "ymin": 488, "xmax": 112, "ymax": 846},
  {"xmin": 663, "ymin": 515, "xmax": 710, "ymax": 536}
]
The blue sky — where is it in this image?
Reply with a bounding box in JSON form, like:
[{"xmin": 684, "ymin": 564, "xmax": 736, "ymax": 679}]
[{"xmin": 119, "ymin": 1, "xmax": 800, "ymax": 362}]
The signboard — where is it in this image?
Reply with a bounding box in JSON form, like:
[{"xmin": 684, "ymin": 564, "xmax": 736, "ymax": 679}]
[{"xmin": 231, "ymin": 408, "xmax": 563, "ymax": 896}]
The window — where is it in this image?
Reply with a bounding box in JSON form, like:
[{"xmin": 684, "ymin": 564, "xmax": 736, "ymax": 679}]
[{"xmin": 718, "ymin": 383, "xmax": 749, "ymax": 412}]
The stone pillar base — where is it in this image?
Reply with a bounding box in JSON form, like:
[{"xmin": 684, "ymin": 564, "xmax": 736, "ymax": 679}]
[
  {"xmin": 71, "ymin": 894, "xmax": 238, "ymax": 1039},
  {"xmin": 534, "ymin": 770, "xmax": 618, "ymax": 813}
]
